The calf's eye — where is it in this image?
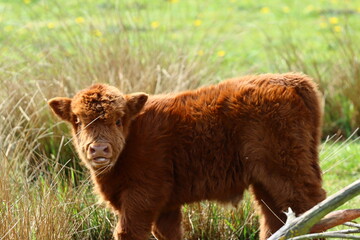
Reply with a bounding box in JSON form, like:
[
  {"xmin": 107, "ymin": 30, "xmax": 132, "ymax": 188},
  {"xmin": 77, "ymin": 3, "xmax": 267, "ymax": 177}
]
[
  {"xmin": 75, "ymin": 117, "xmax": 81, "ymax": 125},
  {"xmin": 116, "ymin": 119, "xmax": 122, "ymax": 126}
]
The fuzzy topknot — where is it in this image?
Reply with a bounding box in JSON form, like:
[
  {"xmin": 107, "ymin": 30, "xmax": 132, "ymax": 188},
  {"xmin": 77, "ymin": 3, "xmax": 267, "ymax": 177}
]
[{"xmin": 71, "ymin": 84, "xmax": 126, "ymax": 122}]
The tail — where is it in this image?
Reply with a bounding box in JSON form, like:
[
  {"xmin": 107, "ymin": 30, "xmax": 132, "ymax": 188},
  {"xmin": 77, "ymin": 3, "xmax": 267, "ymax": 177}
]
[{"xmin": 289, "ymin": 73, "xmax": 323, "ymax": 143}]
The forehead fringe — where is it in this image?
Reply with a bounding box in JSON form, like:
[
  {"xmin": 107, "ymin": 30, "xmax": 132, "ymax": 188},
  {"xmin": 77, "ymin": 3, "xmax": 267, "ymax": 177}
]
[{"xmin": 71, "ymin": 84, "xmax": 126, "ymax": 120}]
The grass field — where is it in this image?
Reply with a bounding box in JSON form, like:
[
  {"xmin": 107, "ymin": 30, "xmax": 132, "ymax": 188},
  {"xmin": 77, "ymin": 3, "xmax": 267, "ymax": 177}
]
[
  {"xmin": 1, "ymin": 0, "xmax": 360, "ymax": 135},
  {"xmin": 0, "ymin": 0, "xmax": 359, "ymax": 239}
]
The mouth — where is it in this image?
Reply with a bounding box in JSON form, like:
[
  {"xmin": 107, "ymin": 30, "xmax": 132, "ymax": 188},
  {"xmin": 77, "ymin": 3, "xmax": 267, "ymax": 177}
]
[{"xmin": 91, "ymin": 157, "xmax": 111, "ymax": 167}]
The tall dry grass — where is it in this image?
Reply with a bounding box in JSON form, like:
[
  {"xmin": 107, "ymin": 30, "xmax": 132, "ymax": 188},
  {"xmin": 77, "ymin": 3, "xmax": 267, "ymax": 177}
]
[
  {"xmin": 0, "ymin": 86, "xmax": 114, "ymax": 239},
  {"xmin": 0, "ymin": 34, "xmax": 257, "ymax": 240},
  {"xmin": 264, "ymin": 26, "xmax": 360, "ymax": 137},
  {"xmin": 182, "ymin": 197, "xmax": 258, "ymax": 240},
  {"xmin": 2, "ymin": 2, "xmax": 359, "ymax": 240},
  {"xmin": 1, "ymin": 3, "xmax": 254, "ymax": 240}
]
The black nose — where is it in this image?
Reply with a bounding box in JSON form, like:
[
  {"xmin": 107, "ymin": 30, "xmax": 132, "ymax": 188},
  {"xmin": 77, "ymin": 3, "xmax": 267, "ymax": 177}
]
[{"xmin": 87, "ymin": 142, "xmax": 113, "ymax": 159}]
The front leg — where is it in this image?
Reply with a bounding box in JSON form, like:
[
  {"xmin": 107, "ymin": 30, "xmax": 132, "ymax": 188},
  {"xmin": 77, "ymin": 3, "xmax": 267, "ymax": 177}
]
[
  {"xmin": 152, "ymin": 207, "xmax": 183, "ymax": 240},
  {"xmin": 114, "ymin": 208, "xmax": 155, "ymax": 240},
  {"xmin": 113, "ymin": 186, "xmax": 169, "ymax": 240}
]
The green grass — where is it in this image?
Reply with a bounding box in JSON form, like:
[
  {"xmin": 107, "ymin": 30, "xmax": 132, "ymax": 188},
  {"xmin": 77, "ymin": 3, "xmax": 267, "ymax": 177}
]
[
  {"xmin": 1, "ymin": 0, "xmax": 360, "ymax": 135},
  {"xmin": 0, "ymin": 0, "xmax": 359, "ymax": 239},
  {"xmin": 2, "ymin": 0, "xmax": 360, "ymax": 68},
  {"xmin": 321, "ymin": 135, "xmax": 360, "ymax": 209}
]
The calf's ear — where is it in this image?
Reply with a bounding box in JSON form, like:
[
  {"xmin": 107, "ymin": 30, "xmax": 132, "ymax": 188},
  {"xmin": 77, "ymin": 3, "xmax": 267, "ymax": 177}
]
[
  {"xmin": 126, "ymin": 92, "xmax": 148, "ymax": 116},
  {"xmin": 48, "ymin": 97, "xmax": 73, "ymax": 122}
]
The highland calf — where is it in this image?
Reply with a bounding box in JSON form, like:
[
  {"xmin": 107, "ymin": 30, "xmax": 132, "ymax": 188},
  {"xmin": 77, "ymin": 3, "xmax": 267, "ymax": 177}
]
[{"xmin": 48, "ymin": 73, "xmax": 326, "ymax": 240}]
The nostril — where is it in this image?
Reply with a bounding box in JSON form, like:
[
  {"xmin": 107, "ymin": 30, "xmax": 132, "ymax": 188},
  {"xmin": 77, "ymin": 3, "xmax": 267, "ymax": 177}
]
[
  {"xmin": 88, "ymin": 143, "xmax": 112, "ymax": 159},
  {"xmin": 90, "ymin": 147, "xmax": 96, "ymax": 154},
  {"xmin": 103, "ymin": 147, "xmax": 109, "ymax": 153}
]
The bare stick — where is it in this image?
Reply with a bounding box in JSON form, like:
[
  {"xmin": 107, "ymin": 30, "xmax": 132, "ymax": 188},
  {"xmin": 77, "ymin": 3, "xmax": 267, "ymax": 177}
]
[
  {"xmin": 268, "ymin": 179, "xmax": 360, "ymax": 240},
  {"xmin": 289, "ymin": 233, "xmax": 360, "ymax": 240},
  {"xmin": 344, "ymin": 222, "xmax": 360, "ymax": 229},
  {"xmin": 311, "ymin": 209, "xmax": 360, "ymax": 232},
  {"xmin": 289, "ymin": 228, "xmax": 360, "ymax": 240}
]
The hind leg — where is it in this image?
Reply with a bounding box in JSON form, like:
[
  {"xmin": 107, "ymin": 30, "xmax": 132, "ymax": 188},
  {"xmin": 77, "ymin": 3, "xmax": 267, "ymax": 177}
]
[
  {"xmin": 244, "ymin": 118, "xmax": 326, "ymax": 238},
  {"xmin": 251, "ymin": 183, "xmax": 285, "ymax": 239},
  {"xmin": 248, "ymin": 140, "xmax": 326, "ymax": 238},
  {"xmin": 152, "ymin": 207, "xmax": 182, "ymax": 240},
  {"xmin": 251, "ymin": 169, "xmax": 326, "ymax": 240}
]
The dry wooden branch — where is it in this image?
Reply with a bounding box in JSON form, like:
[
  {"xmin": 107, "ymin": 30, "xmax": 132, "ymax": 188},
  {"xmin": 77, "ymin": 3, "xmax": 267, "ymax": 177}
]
[
  {"xmin": 344, "ymin": 222, "xmax": 360, "ymax": 229},
  {"xmin": 289, "ymin": 232, "xmax": 360, "ymax": 240},
  {"xmin": 311, "ymin": 209, "xmax": 360, "ymax": 232},
  {"xmin": 268, "ymin": 179, "xmax": 360, "ymax": 240},
  {"xmin": 288, "ymin": 228, "xmax": 360, "ymax": 240}
]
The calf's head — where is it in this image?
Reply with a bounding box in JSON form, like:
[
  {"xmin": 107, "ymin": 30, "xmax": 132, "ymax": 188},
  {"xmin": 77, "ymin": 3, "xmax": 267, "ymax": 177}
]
[{"xmin": 48, "ymin": 84, "xmax": 148, "ymax": 173}]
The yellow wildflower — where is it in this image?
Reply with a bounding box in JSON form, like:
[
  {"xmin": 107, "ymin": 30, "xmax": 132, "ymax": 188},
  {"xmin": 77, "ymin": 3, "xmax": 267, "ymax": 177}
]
[
  {"xmin": 305, "ymin": 5, "xmax": 314, "ymax": 13},
  {"xmin": 133, "ymin": 17, "xmax": 142, "ymax": 23},
  {"xmin": 169, "ymin": 0, "xmax": 179, "ymax": 3},
  {"xmin": 64, "ymin": 51, "xmax": 72, "ymax": 57},
  {"xmin": 319, "ymin": 22, "xmax": 327, "ymax": 28},
  {"xmin": 194, "ymin": 19, "xmax": 202, "ymax": 27},
  {"xmin": 329, "ymin": 17, "xmax": 339, "ymax": 24},
  {"xmin": 217, "ymin": 50, "xmax": 226, "ymax": 57},
  {"xmin": 47, "ymin": 22, "xmax": 55, "ymax": 29},
  {"xmin": 333, "ymin": 26, "xmax": 342, "ymax": 32},
  {"xmin": 93, "ymin": 30, "xmax": 103, "ymax": 37},
  {"xmin": 357, "ymin": 8, "xmax": 360, "ymax": 13},
  {"xmin": 260, "ymin": 7, "xmax": 270, "ymax": 14},
  {"xmin": 18, "ymin": 28, "xmax": 26, "ymax": 35},
  {"xmin": 197, "ymin": 50, "xmax": 204, "ymax": 56},
  {"xmin": 151, "ymin": 21, "xmax": 160, "ymax": 29},
  {"xmin": 4, "ymin": 26, "xmax": 13, "ymax": 32},
  {"xmin": 23, "ymin": 0, "xmax": 31, "ymax": 4},
  {"xmin": 282, "ymin": 6, "xmax": 290, "ymax": 13},
  {"xmin": 75, "ymin": 17, "xmax": 85, "ymax": 24},
  {"xmin": 37, "ymin": 52, "xmax": 45, "ymax": 58}
]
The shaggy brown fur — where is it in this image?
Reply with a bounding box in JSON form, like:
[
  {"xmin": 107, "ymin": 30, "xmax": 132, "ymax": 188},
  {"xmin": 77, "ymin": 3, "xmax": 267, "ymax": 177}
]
[{"xmin": 48, "ymin": 73, "xmax": 326, "ymax": 240}]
